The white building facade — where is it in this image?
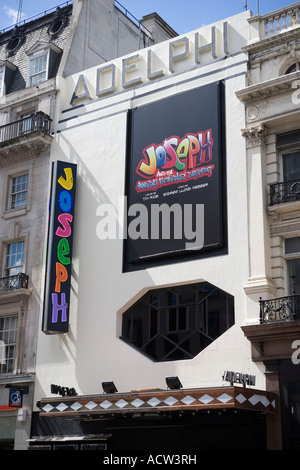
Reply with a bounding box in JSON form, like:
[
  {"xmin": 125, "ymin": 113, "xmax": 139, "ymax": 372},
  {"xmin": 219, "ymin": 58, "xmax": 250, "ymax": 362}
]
[
  {"xmin": 0, "ymin": 0, "xmax": 177, "ymax": 451},
  {"xmin": 31, "ymin": 4, "xmax": 300, "ymax": 450}
]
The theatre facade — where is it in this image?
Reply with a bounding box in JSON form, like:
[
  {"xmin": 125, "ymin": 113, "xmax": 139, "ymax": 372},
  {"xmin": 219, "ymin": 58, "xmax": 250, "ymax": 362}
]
[{"xmin": 30, "ymin": 5, "xmax": 300, "ymax": 450}]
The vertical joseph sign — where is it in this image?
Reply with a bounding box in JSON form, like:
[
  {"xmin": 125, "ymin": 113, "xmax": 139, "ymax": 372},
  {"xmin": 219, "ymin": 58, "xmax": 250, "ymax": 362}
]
[{"xmin": 42, "ymin": 161, "xmax": 77, "ymax": 334}]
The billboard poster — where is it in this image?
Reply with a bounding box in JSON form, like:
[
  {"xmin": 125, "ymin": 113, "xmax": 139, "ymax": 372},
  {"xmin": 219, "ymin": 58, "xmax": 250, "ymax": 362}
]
[
  {"xmin": 42, "ymin": 161, "xmax": 77, "ymax": 334},
  {"xmin": 124, "ymin": 81, "xmax": 226, "ymax": 271}
]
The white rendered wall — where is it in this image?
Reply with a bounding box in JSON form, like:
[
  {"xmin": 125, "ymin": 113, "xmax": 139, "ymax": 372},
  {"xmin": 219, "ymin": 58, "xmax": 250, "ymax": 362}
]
[{"xmin": 34, "ymin": 11, "xmax": 266, "ymax": 405}]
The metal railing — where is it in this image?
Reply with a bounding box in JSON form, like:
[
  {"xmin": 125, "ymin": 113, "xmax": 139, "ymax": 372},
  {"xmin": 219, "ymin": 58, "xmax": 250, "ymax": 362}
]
[
  {"xmin": 0, "ymin": 111, "xmax": 51, "ymax": 145},
  {"xmin": 259, "ymin": 294, "xmax": 300, "ymax": 323},
  {"xmin": 0, "ymin": 1, "xmax": 72, "ymax": 34},
  {"xmin": 270, "ymin": 179, "xmax": 300, "ymax": 205},
  {"xmin": 114, "ymin": 0, "xmax": 152, "ymax": 37},
  {"xmin": 0, "ymin": 273, "xmax": 29, "ymax": 292}
]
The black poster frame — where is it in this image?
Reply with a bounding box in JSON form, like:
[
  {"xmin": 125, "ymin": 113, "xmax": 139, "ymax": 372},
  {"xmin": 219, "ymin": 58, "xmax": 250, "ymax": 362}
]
[{"xmin": 123, "ymin": 81, "xmax": 227, "ymax": 272}]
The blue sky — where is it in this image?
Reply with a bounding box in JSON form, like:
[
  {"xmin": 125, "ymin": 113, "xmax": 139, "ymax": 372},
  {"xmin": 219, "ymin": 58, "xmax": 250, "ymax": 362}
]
[{"xmin": 0, "ymin": 0, "xmax": 294, "ymax": 33}]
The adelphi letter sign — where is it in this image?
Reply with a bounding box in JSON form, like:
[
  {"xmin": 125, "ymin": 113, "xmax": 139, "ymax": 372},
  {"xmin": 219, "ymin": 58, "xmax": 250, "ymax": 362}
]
[{"xmin": 42, "ymin": 161, "xmax": 77, "ymax": 334}]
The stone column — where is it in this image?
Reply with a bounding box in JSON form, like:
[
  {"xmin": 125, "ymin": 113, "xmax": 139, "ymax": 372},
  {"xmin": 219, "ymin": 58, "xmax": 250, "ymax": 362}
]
[{"xmin": 242, "ymin": 124, "xmax": 276, "ymax": 323}]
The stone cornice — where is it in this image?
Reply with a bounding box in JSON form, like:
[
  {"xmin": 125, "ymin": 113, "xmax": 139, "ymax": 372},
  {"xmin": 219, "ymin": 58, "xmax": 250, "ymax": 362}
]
[
  {"xmin": 0, "ymin": 131, "xmax": 52, "ymax": 167},
  {"xmin": 243, "ymin": 26, "xmax": 300, "ymax": 55},
  {"xmin": 0, "ymin": 288, "xmax": 32, "ymax": 306},
  {"xmin": 236, "ymin": 71, "xmax": 300, "ymax": 104}
]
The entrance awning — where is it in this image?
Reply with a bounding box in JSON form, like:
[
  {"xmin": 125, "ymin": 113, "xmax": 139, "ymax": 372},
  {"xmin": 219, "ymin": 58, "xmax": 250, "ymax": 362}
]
[{"xmin": 37, "ymin": 386, "xmax": 277, "ymax": 419}]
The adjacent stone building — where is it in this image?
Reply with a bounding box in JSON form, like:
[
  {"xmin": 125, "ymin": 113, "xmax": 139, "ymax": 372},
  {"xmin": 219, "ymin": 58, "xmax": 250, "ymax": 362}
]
[
  {"xmin": 0, "ymin": 0, "xmax": 176, "ymax": 450},
  {"xmin": 238, "ymin": 6, "xmax": 300, "ymax": 449}
]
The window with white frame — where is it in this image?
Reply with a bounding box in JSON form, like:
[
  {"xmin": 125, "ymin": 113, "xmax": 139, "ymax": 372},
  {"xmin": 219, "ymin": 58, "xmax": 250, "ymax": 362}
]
[
  {"xmin": 29, "ymin": 53, "xmax": 48, "ymax": 86},
  {"xmin": 27, "ymin": 42, "xmax": 61, "ymax": 87},
  {"xmin": 9, "ymin": 173, "xmax": 29, "ymax": 210},
  {"xmin": 18, "ymin": 113, "xmax": 34, "ymax": 136},
  {"xmin": 285, "ymin": 237, "xmax": 300, "ymax": 295},
  {"xmin": 0, "ymin": 315, "xmax": 18, "ymax": 374},
  {"xmin": 5, "ymin": 242, "xmax": 25, "ymax": 278}
]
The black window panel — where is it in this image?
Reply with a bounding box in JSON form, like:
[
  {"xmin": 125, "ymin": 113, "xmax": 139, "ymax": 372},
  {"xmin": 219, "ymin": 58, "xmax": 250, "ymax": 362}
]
[
  {"xmin": 285, "ymin": 237, "xmax": 300, "ymax": 254},
  {"xmin": 121, "ymin": 281, "xmax": 234, "ymax": 362},
  {"xmin": 277, "ymin": 130, "xmax": 300, "ymax": 148},
  {"xmin": 283, "ymin": 151, "xmax": 300, "ymax": 182},
  {"xmin": 287, "ymin": 258, "xmax": 300, "ymax": 295}
]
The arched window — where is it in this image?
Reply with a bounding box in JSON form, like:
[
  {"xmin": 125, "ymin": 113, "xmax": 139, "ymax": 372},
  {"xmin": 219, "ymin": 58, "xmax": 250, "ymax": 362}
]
[
  {"xmin": 285, "ymin": 62, "xmax": 300, "ymax": 74},
  {"xmin": 121, "ymin": 281, "xmax": 234, "ymax": 362}
]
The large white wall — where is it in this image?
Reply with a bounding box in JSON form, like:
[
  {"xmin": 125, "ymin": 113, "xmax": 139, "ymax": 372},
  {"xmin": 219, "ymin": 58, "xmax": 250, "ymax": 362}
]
[{"xmin": 34, "ymin": 11, "xmax": 266, "ymax": 405}]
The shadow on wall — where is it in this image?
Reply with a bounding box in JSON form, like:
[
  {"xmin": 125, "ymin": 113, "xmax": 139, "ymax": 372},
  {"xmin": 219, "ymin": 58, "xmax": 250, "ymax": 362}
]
[{"xmin": 51, "ymin": 126, "xmax": 156, "ymax": 394}]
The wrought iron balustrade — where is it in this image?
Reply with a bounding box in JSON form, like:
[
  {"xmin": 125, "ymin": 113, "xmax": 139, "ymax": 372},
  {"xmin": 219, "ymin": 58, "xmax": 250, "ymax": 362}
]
[
  {"xmin": 270, "ymin": 179, "xmax": 300, "ymax": 205},
  {"xmin": 259, "ymin": 294, "xmax": 300, "ymax": 324},
  {"xmin": 0, "ymin": 111, "xmax": 51, "ymax": 145},
  {"xmin": 0, "ymin": 273, "xmax": 29, "ymax": 292}
]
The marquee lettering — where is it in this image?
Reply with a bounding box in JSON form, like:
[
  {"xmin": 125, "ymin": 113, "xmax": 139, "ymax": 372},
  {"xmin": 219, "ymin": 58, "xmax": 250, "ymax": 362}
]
[
  {"xmin": 42, "ymin": 161, "xmax": 77, "ymax": 334},
  {"xmin": 71, "ymin": 23, "xmax": 229, "ymax": 105}
]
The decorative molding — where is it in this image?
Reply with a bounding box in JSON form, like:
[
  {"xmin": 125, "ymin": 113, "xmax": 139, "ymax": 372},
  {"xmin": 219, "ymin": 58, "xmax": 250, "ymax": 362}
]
[
  {"xmin": 242, "ymin": 27, "xmax": 300, "ymax": 56},
  {"xmin": 0, "ymin": 288, "xmax": 32, "ymax": 306},
  {"xmin": 0, "ymin": 372, "xmax": 35, "ymax": 386},
  {"xmin": 270, "ymin": 220, "xmax": 300, "ymax": 236},
  {"xmin": 242, "ymin": 320, "xmax": 300, "ymax": 362},
  {"xmin": 48, "ymin": 6, "xmax": 71, "ymax": 39},
  {"xmin": 244, "ymin": 275, "xmax": 277, "ymax": 298},
  {"xmin": 236, "ymin": 71, "xmax": 300, "ymax": 104},
  {"xmin": 0, "ymin": 132, "xmax": 52, "ymax": 167},
  {"xmin": 268, "ymin": 200, "xmax": 300, "ymax": 224},
  {"xmin": 241, "ymin": 124, "xmax": 268, "ymax": 148}
]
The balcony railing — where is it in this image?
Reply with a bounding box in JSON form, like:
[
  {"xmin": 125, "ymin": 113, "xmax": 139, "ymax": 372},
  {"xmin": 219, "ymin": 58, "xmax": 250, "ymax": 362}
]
[
  {"xmin": 259, "ymin": 294, "xmax": 300, "ymax": 324},
  {"xmin": 270, "ymin": 179, "xmax": 300, "ymax": 205},
  {"xmin": 0, "ymin": 273, "xmax": 29, "ymax": 292},
  {"xmin": 0, "ymin": 111, "xmax": 51, "ymax": 145}
]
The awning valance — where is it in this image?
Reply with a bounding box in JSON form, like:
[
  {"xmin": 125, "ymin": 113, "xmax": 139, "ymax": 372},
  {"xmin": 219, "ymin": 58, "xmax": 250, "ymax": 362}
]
[{"xmin": 37, "ymin": 386, "xmax": 277, "ymax": 419}]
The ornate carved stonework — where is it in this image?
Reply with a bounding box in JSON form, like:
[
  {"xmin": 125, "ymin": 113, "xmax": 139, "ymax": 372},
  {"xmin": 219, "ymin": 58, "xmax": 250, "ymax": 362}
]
[
  {"xmin": 0, "ymin": 132, "xmax": 52, "ymax": 168},
  {"xmin": 241, "ymin": 124, "xmax": 268, "ymax": 148}
]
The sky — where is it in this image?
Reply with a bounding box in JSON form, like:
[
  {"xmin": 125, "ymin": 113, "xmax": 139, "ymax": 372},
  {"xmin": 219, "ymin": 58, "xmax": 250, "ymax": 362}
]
[{"xmin": 0, "ymin": 0, "xmax": 295, "ymax": 33}]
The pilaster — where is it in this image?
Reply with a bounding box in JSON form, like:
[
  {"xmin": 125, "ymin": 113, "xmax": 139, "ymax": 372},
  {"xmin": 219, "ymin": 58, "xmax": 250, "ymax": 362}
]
[{"xmin": 242, "ymin": 124, "xmax": 277, "ymax": 323}]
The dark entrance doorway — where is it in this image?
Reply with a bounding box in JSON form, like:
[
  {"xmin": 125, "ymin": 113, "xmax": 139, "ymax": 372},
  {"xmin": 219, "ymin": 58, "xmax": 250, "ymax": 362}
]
[
  {"xmin": 30, "ymin": 410, "xmax": 267, "ymax": 450},
  {"xmin": 280, "ymin": 359, "xmax": 300, "ymax": 449}
]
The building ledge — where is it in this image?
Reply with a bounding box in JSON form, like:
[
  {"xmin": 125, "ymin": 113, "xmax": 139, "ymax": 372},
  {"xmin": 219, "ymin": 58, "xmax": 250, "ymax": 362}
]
[
  {"xmin": 268, "ymin": 200, "xmax": 300, "ymax": 221},
  {"xmin": 242, "ymin": 320, "xmax": 300, "ymax": 362},
  {"xmin": 0, "ymin": 373, "xmax": 35, "ymax": 386},
  {"xmin": 0, "ymin": 288, "xmax": 32, "ymax": 305},
  {"xmin": 0, "ymin": 131, "xmax": 53, "ymax": 167},
  {"xmin": 236, "ymin": 70, "xmax": 300, "ymax": 104}
]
